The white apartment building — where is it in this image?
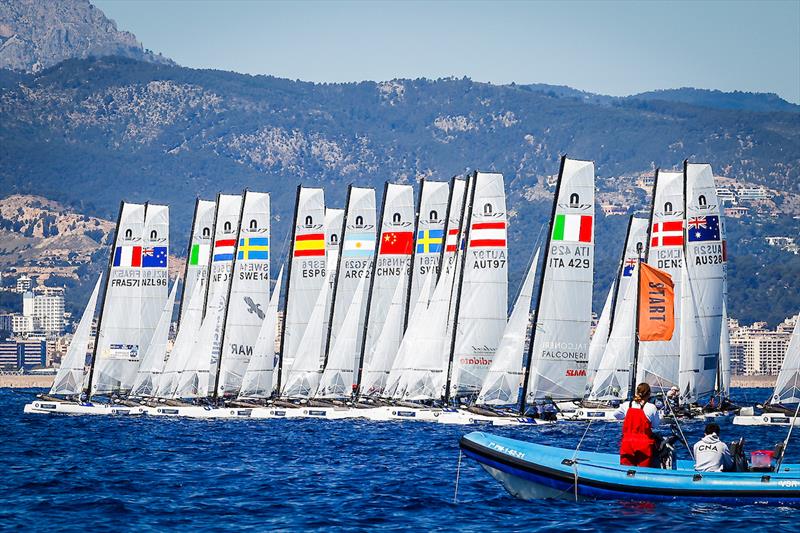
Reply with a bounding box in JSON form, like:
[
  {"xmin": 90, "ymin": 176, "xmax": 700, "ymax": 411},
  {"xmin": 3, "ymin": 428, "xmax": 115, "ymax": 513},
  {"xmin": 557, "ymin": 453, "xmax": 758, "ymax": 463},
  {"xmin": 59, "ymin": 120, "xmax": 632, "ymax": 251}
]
[
  {"xmin": 729, "ymin": 315, "xmax": 799, "ymax": 375},
  {"xmin": 32, "ymin": 287, "xmax": 65, "ymax": 335}
]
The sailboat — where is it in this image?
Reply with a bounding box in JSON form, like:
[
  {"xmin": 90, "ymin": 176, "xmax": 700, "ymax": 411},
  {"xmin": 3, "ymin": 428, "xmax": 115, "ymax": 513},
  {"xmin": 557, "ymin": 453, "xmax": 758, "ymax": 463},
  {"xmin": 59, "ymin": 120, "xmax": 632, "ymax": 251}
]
[
  {"xmin": 129, "ymin": 281, "xmax": 179, "ymax": 398},
  {"xmin": 733, "ymin": 314, "xmax": 800, "ymax": 426}
]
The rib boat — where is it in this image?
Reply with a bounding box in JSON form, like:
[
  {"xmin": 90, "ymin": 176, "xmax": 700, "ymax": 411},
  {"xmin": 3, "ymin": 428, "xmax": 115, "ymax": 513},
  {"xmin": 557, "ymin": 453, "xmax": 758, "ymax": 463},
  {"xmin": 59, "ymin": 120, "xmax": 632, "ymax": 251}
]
[{"xmin": 460, "ymin": 431, "xmax": 800, "ymax": 505}]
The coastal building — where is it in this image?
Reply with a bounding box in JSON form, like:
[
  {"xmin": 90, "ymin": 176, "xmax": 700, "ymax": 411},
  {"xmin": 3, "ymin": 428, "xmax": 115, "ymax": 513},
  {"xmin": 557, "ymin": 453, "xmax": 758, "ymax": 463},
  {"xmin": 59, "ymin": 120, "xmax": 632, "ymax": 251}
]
[
  {"xmin": 15, "ymin": 275, "xmax": 32, "ymax": 294},
  {"xmin": 0, "ymin": 314, "xmax": 13, "ymax": 334},
  {"xmin": 0, "ymin": 338, "xmax": 46, "ymax": 371},
  {"xmin": 736, "ymin": 186, "xmax": 771, "ymax": 202},
  {"xmin": 715, "ymin": 187, "xmax": 736, "ymax": 205},
  {"xmin": 31, "ymin": 287, "xmax": 65, "ymax": 335},
  {"xmin": 724, "ymin": 206, "xmax": 749, "ymax": 218},
  {"xmin": 729, "ymin": 315, "xmax": 799, "ymax": 375}
]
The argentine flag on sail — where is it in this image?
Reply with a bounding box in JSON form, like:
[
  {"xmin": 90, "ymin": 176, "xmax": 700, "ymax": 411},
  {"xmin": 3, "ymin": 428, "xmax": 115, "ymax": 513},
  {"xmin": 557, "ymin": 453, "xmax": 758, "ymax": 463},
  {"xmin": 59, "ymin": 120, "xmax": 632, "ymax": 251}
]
[{"xmin": 343, "ymin": 232, "xmax": 375, "ymax": 257}]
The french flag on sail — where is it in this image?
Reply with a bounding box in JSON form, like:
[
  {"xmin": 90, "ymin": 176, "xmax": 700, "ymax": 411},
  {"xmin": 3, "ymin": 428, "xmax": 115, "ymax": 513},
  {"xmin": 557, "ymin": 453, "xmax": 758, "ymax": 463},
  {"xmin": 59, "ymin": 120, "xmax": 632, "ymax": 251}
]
[
  {"xmin": 113, "ymin": 245, "xmax": 142, "ymax": 267},
  {"xmin": 213, "ymin": 239, "xmax": 236, "ymax": 262},
  {"xmin": 470, "ymin": 222, "xmax": 506, "ymax": 248}
]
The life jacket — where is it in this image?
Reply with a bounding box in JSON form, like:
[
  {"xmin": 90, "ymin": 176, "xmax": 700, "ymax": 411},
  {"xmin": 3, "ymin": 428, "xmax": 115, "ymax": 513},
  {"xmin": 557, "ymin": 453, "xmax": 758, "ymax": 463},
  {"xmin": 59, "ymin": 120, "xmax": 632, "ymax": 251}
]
[{"xmin": 620, "ymin": 400, "xmax": 655, "ymax": 467}]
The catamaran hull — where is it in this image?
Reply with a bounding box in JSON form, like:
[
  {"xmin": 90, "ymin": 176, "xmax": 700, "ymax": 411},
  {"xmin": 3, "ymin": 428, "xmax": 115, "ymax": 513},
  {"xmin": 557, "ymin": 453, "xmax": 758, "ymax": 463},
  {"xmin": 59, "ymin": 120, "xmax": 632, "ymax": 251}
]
[
  {"xmin": 460, "ymin": 431, "xmax": 800, "ymax": 505},
  {"xmin": 436, "ymin": 410, "xmax": 545, "ymax": 426},
  {"xmin": 733, "ymin": 413, "xmax": 800, "ymax": 427},
  {"xmin": 562, "ymin": 407, "xmax": 619, "ymax": 422},
  {"xmin": 23, "ymin": 401, "xmax": 147, "ymax": 416}
]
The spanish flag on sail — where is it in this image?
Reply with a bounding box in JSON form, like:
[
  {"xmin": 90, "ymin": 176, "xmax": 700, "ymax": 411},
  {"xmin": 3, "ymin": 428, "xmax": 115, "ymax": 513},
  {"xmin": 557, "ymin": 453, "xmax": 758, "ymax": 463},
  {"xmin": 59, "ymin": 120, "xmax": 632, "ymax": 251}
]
[{"xmin": 294, "ymin": 233, "xmax": 325, "ymax": 257}]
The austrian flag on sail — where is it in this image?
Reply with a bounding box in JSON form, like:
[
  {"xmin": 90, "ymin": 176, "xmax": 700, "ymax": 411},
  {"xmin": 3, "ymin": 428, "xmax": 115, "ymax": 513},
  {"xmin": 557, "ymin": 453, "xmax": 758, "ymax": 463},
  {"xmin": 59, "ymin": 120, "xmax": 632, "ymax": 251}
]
[{"xmin": 470, "ymin": 222, "xmax": 506, "ymax": 247}]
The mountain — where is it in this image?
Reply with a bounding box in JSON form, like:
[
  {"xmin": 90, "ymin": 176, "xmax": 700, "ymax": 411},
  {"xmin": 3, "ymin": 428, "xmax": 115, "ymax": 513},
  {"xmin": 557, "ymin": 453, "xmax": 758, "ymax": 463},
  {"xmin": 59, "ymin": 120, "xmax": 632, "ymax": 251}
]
[
  {"xmin": 0, "ymin": 0, "xmax": 172, "ymax": 72},
  {"xmin": 630, "ymin": 88, "xmax": 800, "ymax": 113}
]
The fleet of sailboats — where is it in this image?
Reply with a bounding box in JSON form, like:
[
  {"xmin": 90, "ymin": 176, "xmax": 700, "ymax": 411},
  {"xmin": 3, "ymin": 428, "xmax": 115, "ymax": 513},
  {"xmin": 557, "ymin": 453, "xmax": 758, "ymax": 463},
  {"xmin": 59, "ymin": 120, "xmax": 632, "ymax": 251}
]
[{"xmin": 25, "ymin": 157, "xmax": 742, "ymax": 424}]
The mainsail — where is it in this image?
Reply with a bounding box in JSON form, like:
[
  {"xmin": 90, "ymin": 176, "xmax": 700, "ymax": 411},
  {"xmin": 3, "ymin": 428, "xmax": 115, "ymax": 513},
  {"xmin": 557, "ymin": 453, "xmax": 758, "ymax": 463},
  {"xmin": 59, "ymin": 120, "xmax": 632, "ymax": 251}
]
[
  {"xmin": 216, "ymin": 191, "xmax": 271, "ymax": 398},
  {"xmin": 477, "ymin": 248, "xmax": 539, "ymax": 406},
  {"xmin": 772, "ymin": 316, "xmax": 800, "ymax": 404},
  {"xmin": 277, "ymin": 187, "xmax": 326, "ymax": 391},
  {"xmin": 589, "ymin": 217, "xmax": 648, "ymax": 400},
  {"xmin": 239, "ymin": 266, "xmax": 284, "ymax": 399},
  {"xmin": 130, "ymin": 280, "xmax": 178, "ymax": 397},
  {"xmin": 324, "ymin": 186, "xmax": 376, "ymax": 382},
  {"xmin": 448, "ymin": 172, "xmax": 509, "ymax": 398},
  {"xmin": 636, "ymin": 170, "xmax": 685, "ymax": 389},
  {"xmin": 522, "ymin": 157, "xmax": 595, "ymax": 406},
  {"xmin": 90, "ymin": 202, "xmax": 169, "ymax": 396},
  {"xmin": 406, "ymin": 179, "xmax": 449, "ymax": 324},
  {"xmin": 679, "ymin": 163, "xmax": 725, "ymax": 402},
  {"xmin": 50, "ymin": 276, "xmax": 102, "ymax": 396},
  {"xmin": 357, "ymin": 183, "xmax": 415, "ymax": 395},
  {"xmin": 586, "ymin": 281, "xmax": 615, "ymax": 391},
  {"xmin": 179, "ymin": 199, "xmax": 215, "ymax": 325},
  {"xmin": 718, "ymin": 298, "xmax": 731, "ymax": 398},
  {"xmin": 321, "ymin": 208, "xmax": 344, "ymax": 353}
]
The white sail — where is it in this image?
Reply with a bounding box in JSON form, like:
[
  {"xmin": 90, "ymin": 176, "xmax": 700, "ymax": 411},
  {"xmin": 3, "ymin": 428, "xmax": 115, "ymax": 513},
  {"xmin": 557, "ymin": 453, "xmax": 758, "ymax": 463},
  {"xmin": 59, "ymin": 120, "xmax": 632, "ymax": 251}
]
[
  {"xmin": 216, "ymin": 191, "xmax": 271, "ymax": 398},
  {"xmin": 174, "ymin": 297, "xmax": 223, "ymax": 398},
  {"xmin": 449, "ymin": 172, "xmax": 509, "ymax": 397},
  {"xmin": 278, "ymin": 187, "xmax": 326, "ymax": 389},
  {"xmin": 679, "ymin": 163, "xmax": 725, "ymax": 402},
  {"xmin": 321, "ymin": 208, "xmax": 344, "ymax": 356},
  {"xmin": 317, "ymin": 273, "xmax": 369, "ymax": 398},
  {"xmin": 359, "ymin": 183, "xmax": 415, "ymax": 393},
  {"xmin": 637, "ymin": 170, "xmax": 684, "ymax": 389},
  {"xmin": 324, "ymin": 187, "xmax": 376, "ymax": 379},
  {"xmin": 440, "ymin": 178, "xmax": 468, "ymax": 278},
  {"xmin": 130, "ymin": 280, "xmax": 178, "ymax": 397},
  {"xmin": 772, "ymin": 316, "xmax": 800, "ymax": 404},
  {"xmin": 50, "ymin": 276, "xmax": 102, "ymax": 396},
  {"xmin": 179, "ymin": 199, "xmax": 216, "ymax": 325},
  {"xmin": 407, "ymin": 179, "xmax": 449, "ymax": 322},
  {"xmin": 156, "ymin": 276, "xmax": 205, "ymax": 397},
  {"xmin": 239, "ymin": 266, "xmax": 284, "ymax": 399},
  {"xmin": 525, "ymin": 157, "xmax": 595, "ymax": 402},
  {"xmin": 477, "ymin": 249, "xmax": 539, "ymax": 406},
  {"xmin": 586, "ymin": 281, "xmax": 615, "ymax": 391},
  {"xmin": 358, "ymin": 272, "xmax": 408, "ymax": 397},
  {"xmin": 589, "ymin": 217, "xmax": 648, "ymax": 401},
  {"xmin": 281, "ymin": 272, "xmax": 331, "ymax": 398},
  {"xmin": 91, "ymin": 202, "xmax": 147, "ymax": 395},
  {"xmin": 204, "ymin": 194, "xmax": 243, "ymax": 395}
]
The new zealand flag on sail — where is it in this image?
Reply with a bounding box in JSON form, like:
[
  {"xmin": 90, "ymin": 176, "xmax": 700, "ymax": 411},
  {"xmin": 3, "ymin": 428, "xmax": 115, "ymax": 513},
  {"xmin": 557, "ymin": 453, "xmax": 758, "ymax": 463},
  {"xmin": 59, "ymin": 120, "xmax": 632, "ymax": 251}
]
[{"xmin": 687, "ymin": 215, "xmax": 720, "ymax": 242}]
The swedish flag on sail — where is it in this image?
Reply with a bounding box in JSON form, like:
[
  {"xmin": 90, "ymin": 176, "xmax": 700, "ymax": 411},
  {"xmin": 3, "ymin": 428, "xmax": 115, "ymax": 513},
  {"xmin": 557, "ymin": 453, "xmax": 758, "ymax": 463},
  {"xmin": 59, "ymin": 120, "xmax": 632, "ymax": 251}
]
[
  {"xmin": 238, "ymin": 237, "xmax": 269, "ymax": 260},
  {"xmin": 416, "ymin": 229, "xmax": 443, "ymax": 254}
]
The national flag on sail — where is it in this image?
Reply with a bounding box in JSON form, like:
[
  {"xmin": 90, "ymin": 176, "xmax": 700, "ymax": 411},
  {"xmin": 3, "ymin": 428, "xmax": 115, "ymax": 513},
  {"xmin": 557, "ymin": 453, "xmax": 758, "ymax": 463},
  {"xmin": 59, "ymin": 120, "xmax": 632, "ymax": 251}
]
[
  {"xmin": 416, "ymin": 229, "xmax": 443, "ymax": 254},
  {"xmin": 113, "ymin": 245, "xmax": 142, "ymax": 268},
  {"xmin": 470, "ymin": 222, "xmax": 506, "ymax": 248},
  {"xmin": 238, "ymin": 237, "xmax": 269, "ymax": 260},
  {"xmin": 552, "ymin": 214, "xmax": 592, "ymax": 243},
  {"xmin": 445, "ymin": 228, "xmax": 461, "ymax": 252},
  {"xmin": 213, "ymin": 239, "xmax": 236, "ymax": 262},
  {"xmin": 622, "ymin": 257, "xmax": 637, "ymax": 277},
  {"xmin": 294, "ymin": 233, "xmax": 325, "ymax": 257},
  {"xmin": 343, "ymin": 232, "xmax": 375, "ymax": 257},
  {"xmin": 687, "ymin": 215, "xmax": 720, "ymax": 242},
  {"xmin": 189, "ymin": 243, "xmax": 210, "ymax": 266},
  {"xmin": 141, "ymin": 246, "xmax": 168, "ymax": 268},
  {"xmin": 650, "ymin": 220, "xmax": 683, "ymax": 247},
  {"xmin": 380, "ymin": 231, "xmax": 413, "ymax": 255}
]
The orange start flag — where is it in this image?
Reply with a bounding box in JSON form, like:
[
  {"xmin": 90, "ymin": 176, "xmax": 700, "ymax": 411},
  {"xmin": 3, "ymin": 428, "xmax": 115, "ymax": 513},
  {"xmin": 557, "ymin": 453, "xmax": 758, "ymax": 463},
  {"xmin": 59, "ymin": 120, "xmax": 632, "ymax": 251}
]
[{"xmin": 638, "ymin": 262, "xmax": 675, "ymax": 342}]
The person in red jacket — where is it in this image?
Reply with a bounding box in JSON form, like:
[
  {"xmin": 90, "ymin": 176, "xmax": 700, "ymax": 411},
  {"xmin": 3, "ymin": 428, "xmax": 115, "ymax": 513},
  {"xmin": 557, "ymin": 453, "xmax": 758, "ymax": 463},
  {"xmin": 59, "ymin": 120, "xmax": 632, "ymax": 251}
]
[{"xmin": 613, "ymin": 382, "xmax": 661, "ymax": 467}]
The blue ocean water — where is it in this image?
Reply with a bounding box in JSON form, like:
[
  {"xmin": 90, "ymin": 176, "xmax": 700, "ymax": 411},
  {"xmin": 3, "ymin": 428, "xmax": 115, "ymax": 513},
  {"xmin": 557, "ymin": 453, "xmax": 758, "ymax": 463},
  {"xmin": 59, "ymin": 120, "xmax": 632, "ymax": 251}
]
[{"xmin": 2, "ymin": 387, "xmax": 799, "ymax": 531}]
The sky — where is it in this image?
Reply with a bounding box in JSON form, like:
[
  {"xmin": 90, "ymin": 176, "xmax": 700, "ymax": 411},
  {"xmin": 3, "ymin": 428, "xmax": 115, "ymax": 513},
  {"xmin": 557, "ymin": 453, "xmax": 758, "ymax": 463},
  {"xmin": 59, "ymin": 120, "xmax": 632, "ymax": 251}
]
[{"xmin": 94, "ymin": 0, "xmax": 800, "ymax": 103}]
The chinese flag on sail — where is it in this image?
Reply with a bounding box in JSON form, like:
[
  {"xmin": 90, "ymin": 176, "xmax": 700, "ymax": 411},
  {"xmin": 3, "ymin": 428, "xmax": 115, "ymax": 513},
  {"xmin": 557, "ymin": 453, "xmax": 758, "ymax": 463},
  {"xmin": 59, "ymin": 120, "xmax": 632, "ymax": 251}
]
[
  {"xmin": 380, "ymin": 231, "xmax": 414, "ymax": 255},
  {"xmin": 638, "ymin": 262, "xmax": 675, "ymax": 342}
]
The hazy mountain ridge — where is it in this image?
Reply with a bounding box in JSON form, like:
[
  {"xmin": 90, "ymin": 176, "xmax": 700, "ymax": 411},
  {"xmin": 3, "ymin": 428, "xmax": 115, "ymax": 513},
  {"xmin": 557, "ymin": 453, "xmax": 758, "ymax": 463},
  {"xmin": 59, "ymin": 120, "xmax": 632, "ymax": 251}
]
[{"xmin": 0, "ymin": 0, "xmax": 173, "ymax": 72}]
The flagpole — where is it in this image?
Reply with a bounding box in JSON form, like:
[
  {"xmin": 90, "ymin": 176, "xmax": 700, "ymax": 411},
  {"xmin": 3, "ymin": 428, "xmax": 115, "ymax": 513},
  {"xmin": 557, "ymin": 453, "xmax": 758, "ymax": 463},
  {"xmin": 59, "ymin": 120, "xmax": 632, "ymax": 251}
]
[{"xmin": 629, "ymin": 242, "xmax": 643, "ymax": 401}]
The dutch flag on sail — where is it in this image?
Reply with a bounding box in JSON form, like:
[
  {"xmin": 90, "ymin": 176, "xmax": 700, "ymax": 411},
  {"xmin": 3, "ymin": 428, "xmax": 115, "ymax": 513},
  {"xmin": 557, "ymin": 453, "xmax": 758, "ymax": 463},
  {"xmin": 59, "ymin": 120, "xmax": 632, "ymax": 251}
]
[{"xmin": 213, "ymin": 239, "xmax": 236, "ymax": 262}]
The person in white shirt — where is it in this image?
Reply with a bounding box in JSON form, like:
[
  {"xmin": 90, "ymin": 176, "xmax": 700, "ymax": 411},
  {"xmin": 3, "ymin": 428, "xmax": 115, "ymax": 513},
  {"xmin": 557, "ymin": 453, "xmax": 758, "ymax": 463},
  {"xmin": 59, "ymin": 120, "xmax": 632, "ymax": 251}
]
[{"xmin": 693, "ymin": 423, "xmax": 733, "ymax": 472}]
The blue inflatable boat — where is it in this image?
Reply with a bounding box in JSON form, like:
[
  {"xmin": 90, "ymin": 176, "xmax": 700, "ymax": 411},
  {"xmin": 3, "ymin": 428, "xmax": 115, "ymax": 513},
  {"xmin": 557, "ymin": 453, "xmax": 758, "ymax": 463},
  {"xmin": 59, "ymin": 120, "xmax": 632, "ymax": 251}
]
[{"xmin": 460, "ymin": 432, "xmax": 800, "ymax": 505}]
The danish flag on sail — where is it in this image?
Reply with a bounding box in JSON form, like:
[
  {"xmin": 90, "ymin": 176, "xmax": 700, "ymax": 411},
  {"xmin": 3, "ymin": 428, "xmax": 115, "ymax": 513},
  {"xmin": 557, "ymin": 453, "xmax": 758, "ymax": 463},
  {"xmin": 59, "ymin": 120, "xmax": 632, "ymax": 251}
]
[
  {"xmin": 470, "ymin": 222, "xmax": 506, "ymax": 248},
  {"xmin": 650, "ymin": 220, "xmax": 683, "ymax": 247}
]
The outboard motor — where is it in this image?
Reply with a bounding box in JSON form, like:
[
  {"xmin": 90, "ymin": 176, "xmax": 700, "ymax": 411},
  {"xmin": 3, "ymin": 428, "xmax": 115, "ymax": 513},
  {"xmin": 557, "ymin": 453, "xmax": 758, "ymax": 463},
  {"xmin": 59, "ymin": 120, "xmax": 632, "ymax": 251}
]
[
  {"xmin": 653, "ymin": 433, "xmax": 678, "ymax": 469},
  {"xmin": 729, "ymin": 438, "xmax": 749, "ymax": 472}
]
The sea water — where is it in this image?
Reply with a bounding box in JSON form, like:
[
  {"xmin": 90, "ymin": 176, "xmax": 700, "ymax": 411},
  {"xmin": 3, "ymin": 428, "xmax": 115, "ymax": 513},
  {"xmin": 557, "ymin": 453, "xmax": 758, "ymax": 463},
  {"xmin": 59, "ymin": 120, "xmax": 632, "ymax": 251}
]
[{"xmin": 2, "ymin": 388, "xmax": 798, "ymax": 530}]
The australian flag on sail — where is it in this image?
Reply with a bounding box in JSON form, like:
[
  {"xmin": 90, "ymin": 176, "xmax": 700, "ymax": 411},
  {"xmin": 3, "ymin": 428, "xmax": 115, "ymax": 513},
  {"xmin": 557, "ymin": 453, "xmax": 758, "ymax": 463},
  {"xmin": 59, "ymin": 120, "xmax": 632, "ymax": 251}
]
[
  {"xmin": 141, "ymin": 246, "xmax": 168, "ymax": 268},
  {"xmin": 622, "ymin": 258, "xmax": 637, "ymax": 277},
  {"xmin": 687, "ymin": 215, "xmax": 720, "ymax": 242}
]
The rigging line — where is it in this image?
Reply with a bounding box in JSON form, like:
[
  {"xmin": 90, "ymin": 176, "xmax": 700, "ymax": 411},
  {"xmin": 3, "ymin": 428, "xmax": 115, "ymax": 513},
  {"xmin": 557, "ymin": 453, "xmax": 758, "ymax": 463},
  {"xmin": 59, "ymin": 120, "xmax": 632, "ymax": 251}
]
[
  {"xmin": 453, "ymin": 450, "xmax": 463, "ymax": 504},
  {"xmin": 570, "ymin": 419, "xmax": 593, "ymax": 502},
  {"xmin": 655, "ymin": 374, "xmax": 694, "ymax": 460},
  {"xmin": 776, "ymin": 401, "xmax": 800, "ymax": 471}
]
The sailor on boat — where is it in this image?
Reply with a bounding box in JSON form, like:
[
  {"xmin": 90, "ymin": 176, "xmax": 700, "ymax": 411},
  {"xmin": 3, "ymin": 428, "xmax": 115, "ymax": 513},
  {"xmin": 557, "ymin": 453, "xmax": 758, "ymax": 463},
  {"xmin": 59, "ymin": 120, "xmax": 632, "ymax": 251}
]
[
  {"xmin": 694, "ymin": 423, "xmax": 733, "ymax": 472},
  {"xmin": 613, "ymin": 382, "xmax": 661, "ymax": 466}
]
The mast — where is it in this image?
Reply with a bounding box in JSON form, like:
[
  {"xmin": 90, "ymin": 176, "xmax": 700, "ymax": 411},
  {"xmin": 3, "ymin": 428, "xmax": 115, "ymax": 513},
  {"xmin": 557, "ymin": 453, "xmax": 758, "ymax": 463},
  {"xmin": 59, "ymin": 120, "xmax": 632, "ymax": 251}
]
[
  {"xmin": 403, "ymin": 178, "xmax": 425, "ymax": 330},
  {"xmin": 643, "ymin": 170, "xmax": 660, "ymax": 265},
  {"xmin": 201, "ymin": 193, "xmax": 222, "ymax": 321},
  {"xmin": 322, "ymin": 184, "xmax": 353, "ymax": 368},
  {"xmin": 629, "ymin": 241, "xmax": 644, "ymax": 400},
  {"xmin": 274, "ymin": 185, "xmax": 302, "ymax": 395},
  {"xmin": 606, "ymin": 215, "xmax": 635, "ymax": 343},
  {"xmin": 436, "ymin": 177, "xmax": 458, "ymax": 285},
  {"xmin": 175, "ymin": 197, "xmax": 200, "ymax": 327},
  {"xmin": 443, "ymin": 171, "xmax": 476, "ymax": 404},
  {"xmin": 520, "ymin": 155, "xmax": 567, "ymax": 415},
  {"xmin": 84, "ymin": 201, "xmax": 124, "ymax": 400},
  {"xmin": 355, "ymin": 181, "xmax": 389, "ymax": 395},
  {"xmin": 212, "ymin": 190, "xmax": 247, "ymax": 401}
]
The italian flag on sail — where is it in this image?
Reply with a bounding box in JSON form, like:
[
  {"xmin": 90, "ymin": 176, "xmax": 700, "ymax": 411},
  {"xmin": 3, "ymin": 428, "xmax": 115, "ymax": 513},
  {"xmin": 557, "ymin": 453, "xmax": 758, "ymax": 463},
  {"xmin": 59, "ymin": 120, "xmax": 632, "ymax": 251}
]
[{"xmin": 552, "ymin": 214, "xmax": 593, "ymax": 243}]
